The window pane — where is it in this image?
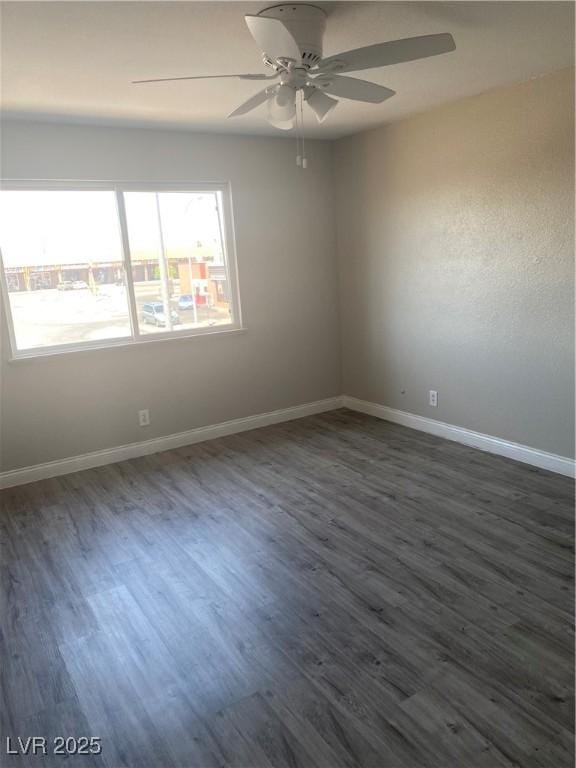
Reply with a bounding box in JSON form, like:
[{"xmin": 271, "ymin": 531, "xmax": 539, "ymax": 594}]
[
  {"xmin": 123, "ymin": 191, "xmax": 235, "ymax": 336},
  {"xmin": 0, "ymin": 191, "xmax": 131, "ymax": 350}
]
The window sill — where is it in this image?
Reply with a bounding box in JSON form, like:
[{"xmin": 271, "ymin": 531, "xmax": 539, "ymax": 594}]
[{"xmin": 6, "ymin": 325, "xmax": 247, "ymax": 362}]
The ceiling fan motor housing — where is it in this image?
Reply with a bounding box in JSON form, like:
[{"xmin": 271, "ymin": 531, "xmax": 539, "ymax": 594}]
[{"xmin": 258, "ymin": 4, "xmax": 326, "ymax": 67}]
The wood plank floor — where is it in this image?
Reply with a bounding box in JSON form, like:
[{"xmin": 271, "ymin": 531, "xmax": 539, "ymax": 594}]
[{"xmin": 1, "ymin": 409, "xmax": 573, "ymax": 768}]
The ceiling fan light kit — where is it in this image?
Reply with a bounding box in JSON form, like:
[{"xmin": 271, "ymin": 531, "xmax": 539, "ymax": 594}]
[
  {"xmin": 268, "ymin": 83, "xmax": 297, "ymax": 129},
  {"xmin": 134, "ymin": 3, "xmax": 456, "ymax": 162}
]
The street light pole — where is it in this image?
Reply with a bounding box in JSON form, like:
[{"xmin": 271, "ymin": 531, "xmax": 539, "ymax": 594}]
[
  {"xmin": 187, "ymin": 257, "xmax": 198, "ymax": 324},
  {"xmin": 154, "ymin": 193, "xmax": 173, "ymax": 332}
]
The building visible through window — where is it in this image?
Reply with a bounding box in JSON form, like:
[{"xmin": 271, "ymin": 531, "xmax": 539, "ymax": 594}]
[{"xmin": 0, "ymin": 185, "xmax": 241, "ymax": 356}]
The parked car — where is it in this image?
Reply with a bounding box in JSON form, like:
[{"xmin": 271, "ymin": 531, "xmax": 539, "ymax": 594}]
[
  {"xmin": 57, "ymin": 281, "xmax": 74, "ymax": 291},
  {"xmin": 178, "ymin": 294, "xmax": 197, "ymax": 310},
  {"xmin": 72, "ymin": 280, "xmax": 89, "ymax": 290},
  {"xmin": 142, "ymin": 302, "xmax": 181, "ymax": 327}
]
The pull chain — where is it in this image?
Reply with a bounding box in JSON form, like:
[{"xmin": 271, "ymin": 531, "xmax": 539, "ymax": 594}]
[
  {"xmin": 296, "ymin": 96, "xmax": 302, "ymax": 167},
  {"xmin": 300, "ymin": 91, "xmax": 307, "ymax": 169}
]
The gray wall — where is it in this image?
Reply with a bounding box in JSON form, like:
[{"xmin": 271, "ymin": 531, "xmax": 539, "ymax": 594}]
[
  {"xmin": 1, "ymin": 68, "xmax": 574, "ymax": 471},
  {"xmin": 0, "ymin": 121, "xmax": 340, "ymax": 471},
  {"xmin": 334, "ymin": 68, "xmax": 574, "ymax": 458}
]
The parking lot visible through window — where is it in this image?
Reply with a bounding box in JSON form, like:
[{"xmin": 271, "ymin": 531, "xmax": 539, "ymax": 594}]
[
  {"xmin": 0, "ymin": 184, "xmax": 241, "ymax": 356},
  {"xmin": 1, "ymin": 190, "xmax": 131, "ymax": 350},
  {"xmin": 124, "ymin": 191, "xmax": 234, "ymax": 336}
]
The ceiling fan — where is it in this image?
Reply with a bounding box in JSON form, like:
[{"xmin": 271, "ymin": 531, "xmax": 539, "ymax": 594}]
[{"xmin": 133, "ymin": 4, "xmax": 456, "ymax": 131}]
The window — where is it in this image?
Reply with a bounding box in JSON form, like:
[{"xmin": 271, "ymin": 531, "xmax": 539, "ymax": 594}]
[{"xmin": 0, "ymin": 183, "xmax": 241, "ymax": 357}]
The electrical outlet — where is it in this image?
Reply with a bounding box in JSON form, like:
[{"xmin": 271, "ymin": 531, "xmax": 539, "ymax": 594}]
[
  {"xmin": 138, "ymin": 409, "xmax": 151, "ymax": 427},
  {"xmin": 429, "ymin": 390, "xmax": 438, "ymax": 408}
]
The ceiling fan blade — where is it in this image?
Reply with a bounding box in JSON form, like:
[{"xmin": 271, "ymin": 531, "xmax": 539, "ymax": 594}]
[
  {"xmin": 304, "ymin": 87, "xmax": 339, "ymax": 123},
  {"xmin": 133, "ymin": 73, "xmax": 274, "ymax": 84},
  {"xmin": 313, "ymin": 75, "xmax": 395, "ymax": 104},
  {"xmin": 317, "ymin": 33, "xmax": 456, "ymax": 74},
  {"xmin": 245, "ymin": 14, "xmax": 301, "ymax": 62},
  {"xmin": 267, "ymin": 86, "xmax": 296, "ymax": 130},
  {"xmin": 228, "ymin": 87, "xmax": 272, "ymax": 118}
]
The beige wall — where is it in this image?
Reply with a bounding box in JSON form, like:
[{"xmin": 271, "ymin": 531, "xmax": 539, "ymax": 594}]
[
  {"xmin": 0, "ymin": 122, "xmax": 340, "ymax": 470},
  {"xmin": 334, "ymin": 68, "xmax": 575, "ymax": 458}
]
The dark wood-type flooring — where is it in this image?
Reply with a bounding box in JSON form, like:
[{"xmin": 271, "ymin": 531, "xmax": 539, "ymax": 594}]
[{"xmin": 1, "ymin": 409, "xmax": 574, "ymax": 768}]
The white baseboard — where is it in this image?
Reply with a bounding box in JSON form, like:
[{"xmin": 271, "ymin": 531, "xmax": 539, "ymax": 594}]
[
  {"xmin": 2, "ymin": 394, "xmax": 573, "ymax": 488},
  {"xmin": 342, "ymin": 396, "xmax": 575, "ymax": 478},
  {"xmin": 0, "ymin": 397, "xmax": 343, "ymax": 490}
]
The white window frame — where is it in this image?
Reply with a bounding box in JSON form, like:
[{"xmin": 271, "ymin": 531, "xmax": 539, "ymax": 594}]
[{"xmin": 0, "ymin": 180, "xmax": 244, "ymax": 360}]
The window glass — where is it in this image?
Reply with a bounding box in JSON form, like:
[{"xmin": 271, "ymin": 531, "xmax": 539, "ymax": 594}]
[
  {"xmin": 0, "ymin": 185, "xmax": 240, "ymax": 357},
  {"xmin": 123, "ymin": 191, "xmax": 235, "ymax": 335},
  {"xmin": 0, "ymin": 191, "xmax": 131, "ymax": 350}
]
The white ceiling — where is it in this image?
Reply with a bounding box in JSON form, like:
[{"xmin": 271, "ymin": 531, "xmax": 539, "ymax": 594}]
[{"xmin": 1, "ymin": 1, "xmax": 574, "ymax": 139}]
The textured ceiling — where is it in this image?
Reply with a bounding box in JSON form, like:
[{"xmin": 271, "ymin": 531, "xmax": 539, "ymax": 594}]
[{"xmin": 1, "ymin": 1, "xmax": 574, "ymax": 138}]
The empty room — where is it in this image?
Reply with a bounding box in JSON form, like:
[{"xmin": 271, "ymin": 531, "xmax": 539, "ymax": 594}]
[{"xmin": 0, "ymin": 1, "xmax": 574, "ymax": 766}]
